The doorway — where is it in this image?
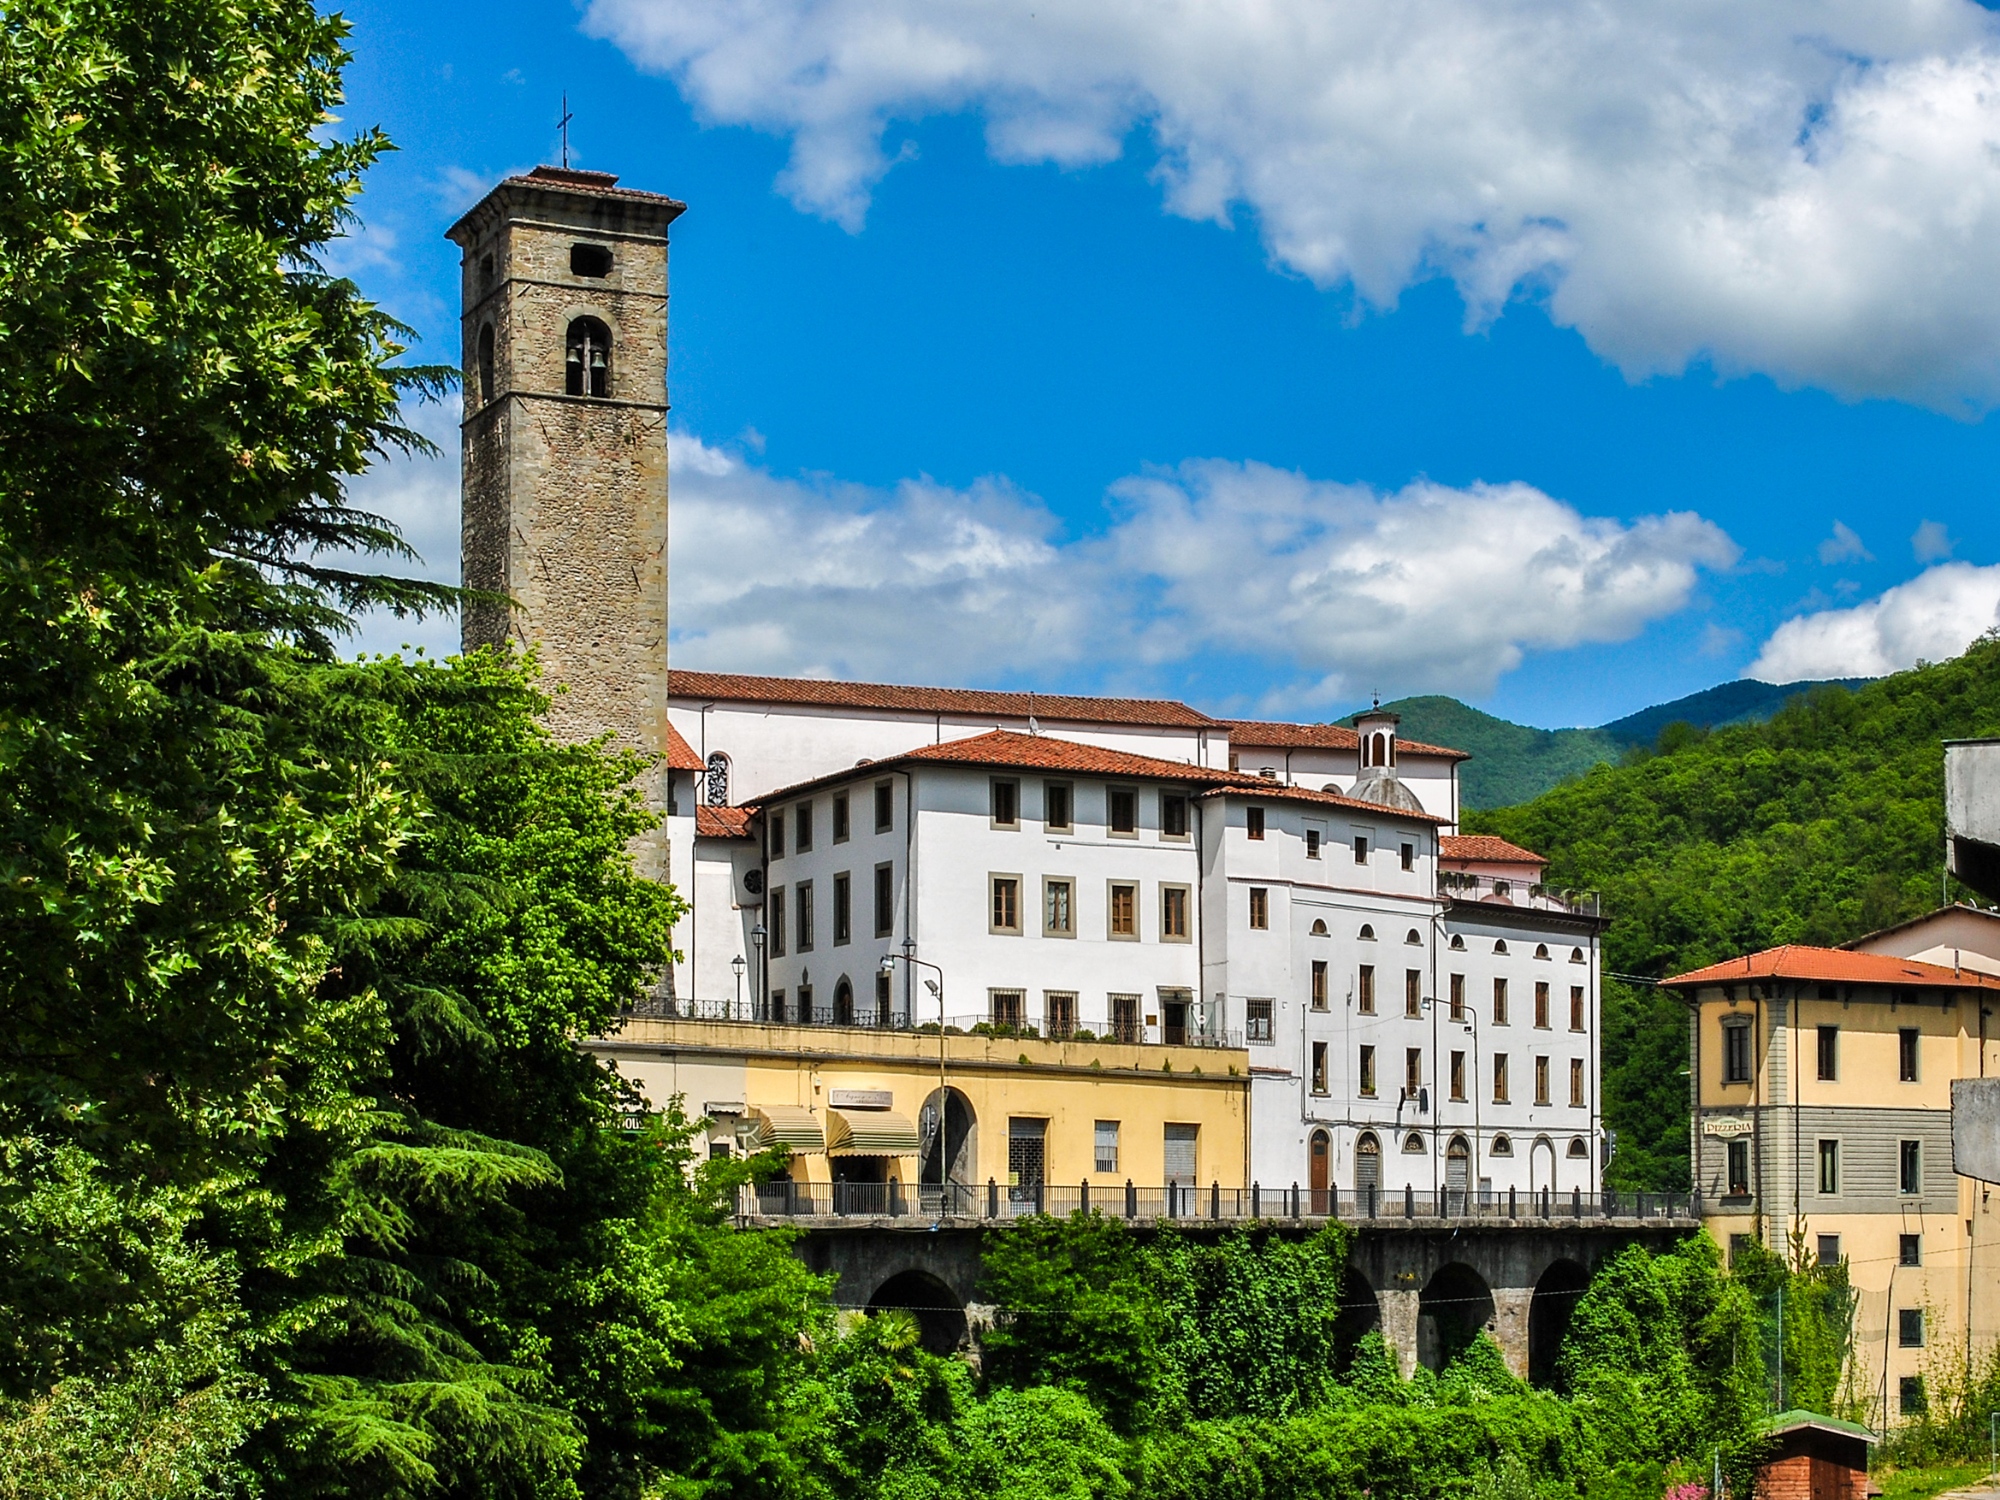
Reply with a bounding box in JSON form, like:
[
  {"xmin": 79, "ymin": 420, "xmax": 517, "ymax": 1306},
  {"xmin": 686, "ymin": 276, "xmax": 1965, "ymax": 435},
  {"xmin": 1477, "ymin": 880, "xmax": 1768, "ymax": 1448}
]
[
  {"xmin": 1355, "ymin": 1131, "xmax": 1381, "ymax": 1211},
  {"xmin": 1446, "ymin": 1135, "xmax": 1471, "ymax": 1213},
  {"xmin": 1007, "ymin": 1117, "xmax": 1047, "ymax": 1214},
  {"xmin": 1162, "ymin": 993, "xmax": 1189, "ymax": 1046},
  {"xmin": 1309, "ymin": 1129, "xmax": 1332, "ymax": 1214}
]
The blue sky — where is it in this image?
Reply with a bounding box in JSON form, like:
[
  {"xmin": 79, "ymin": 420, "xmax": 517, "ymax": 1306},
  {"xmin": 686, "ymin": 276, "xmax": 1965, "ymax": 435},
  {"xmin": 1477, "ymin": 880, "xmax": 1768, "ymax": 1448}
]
[{"xmin": 335, "ymin": 0, "xmax": 2000, "ymax": 728}]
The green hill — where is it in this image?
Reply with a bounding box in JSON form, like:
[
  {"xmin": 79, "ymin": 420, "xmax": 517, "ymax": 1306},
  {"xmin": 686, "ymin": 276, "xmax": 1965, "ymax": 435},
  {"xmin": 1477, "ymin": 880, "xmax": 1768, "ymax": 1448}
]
[
  {"xmin": 1464, "ymin": 641, "xmax": 2000, "ymax": 1191},
  {"xmin": 1345, "ymin": 678, "xmax": 1875, "ymax": 808}
]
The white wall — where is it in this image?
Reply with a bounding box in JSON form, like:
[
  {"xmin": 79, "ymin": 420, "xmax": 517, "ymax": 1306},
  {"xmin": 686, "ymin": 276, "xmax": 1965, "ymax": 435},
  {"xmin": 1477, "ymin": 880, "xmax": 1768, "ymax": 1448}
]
[{"xmin": 1224, "ymin": 743, "xmax": 1461, "ymax": 826}]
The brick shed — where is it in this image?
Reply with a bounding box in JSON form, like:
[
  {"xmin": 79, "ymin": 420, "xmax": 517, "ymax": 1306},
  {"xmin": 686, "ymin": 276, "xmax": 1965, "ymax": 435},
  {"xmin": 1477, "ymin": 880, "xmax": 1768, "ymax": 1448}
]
[{"xmin": 1756, "ymin": 1411, "xmax": 1877, "ymax": 1500}]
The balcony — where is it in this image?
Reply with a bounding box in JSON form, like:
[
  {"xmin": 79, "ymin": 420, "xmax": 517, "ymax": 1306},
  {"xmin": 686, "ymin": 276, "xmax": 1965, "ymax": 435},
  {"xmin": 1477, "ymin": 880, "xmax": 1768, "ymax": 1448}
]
[
  {"xmin": 1440, "ymin": 871, "xmax": 1601, "ymax": 919},
  {"xmin": 622, "ymin": 996, "xmax": 1241, "ymax": 1050}
]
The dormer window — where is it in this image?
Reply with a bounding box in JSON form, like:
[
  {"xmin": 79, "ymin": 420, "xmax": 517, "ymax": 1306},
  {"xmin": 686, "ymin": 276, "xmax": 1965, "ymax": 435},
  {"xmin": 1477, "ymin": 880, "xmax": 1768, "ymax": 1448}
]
[{"xmin": 565, "ymin": 316, "xmax": 611, "ymax": 397}]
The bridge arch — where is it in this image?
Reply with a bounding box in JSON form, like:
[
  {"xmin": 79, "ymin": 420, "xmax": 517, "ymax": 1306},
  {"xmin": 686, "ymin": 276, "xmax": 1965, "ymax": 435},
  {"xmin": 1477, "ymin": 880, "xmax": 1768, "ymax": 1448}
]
[
  {"xmin": 1417, "ymin": 1261, "xmax": 1495, "ymax": 1371},
  {"xmin": 1528, "ymin": 1257, "xmax": 1591, "ymax": 1388},
  {"xmin": 1334, "ymin": 1266, "xmax": 1382, "ymax": 1369},
  {"xmin": 867, "ymin": 1268, "xmax": 968, "ymax": 1354}
]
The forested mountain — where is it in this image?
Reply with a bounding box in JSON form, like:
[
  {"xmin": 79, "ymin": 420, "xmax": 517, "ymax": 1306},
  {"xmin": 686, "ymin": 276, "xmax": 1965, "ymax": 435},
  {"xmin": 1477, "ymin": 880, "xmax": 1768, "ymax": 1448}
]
[
  {"xmin": 1467, "ymin": 639, "xmax": 2000, "ymax": 1189},
  {"xmin": 1350, "ymin": 677, "xmax": 1872, "ymax": 808}
]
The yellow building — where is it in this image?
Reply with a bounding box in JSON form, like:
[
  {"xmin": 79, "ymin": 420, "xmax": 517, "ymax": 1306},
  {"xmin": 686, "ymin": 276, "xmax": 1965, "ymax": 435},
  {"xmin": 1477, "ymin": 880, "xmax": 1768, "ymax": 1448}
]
[
  {"xmin": 1664, "ymin": 945, "xmax": 2000, "ymax": 1428},
  {"xmin": 592, "ymin": 1016, "xmax": 1250, "ymax": 1213}
]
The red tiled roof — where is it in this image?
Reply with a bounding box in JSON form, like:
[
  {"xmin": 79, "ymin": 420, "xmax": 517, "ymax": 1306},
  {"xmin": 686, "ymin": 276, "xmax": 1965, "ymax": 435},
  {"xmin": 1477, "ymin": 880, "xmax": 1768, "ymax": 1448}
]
[
  {"xmin": 756, "ymin": 730, "xmax": 1253, "ymax": 804},
  {"xmin": 666, "ymin": 725, "xmax": 705, "ymax": 772},
  {"xmin": 695, "ymin": 805, "xmax": 756, "ymax": 839},
  {"xmin": 511, "ymin": 165, "xmax": 687, "ymax": 208},
  {"xmin": 668, "ymin": 670, "xmax": 1217, "ymax": 729},
  {"xmin": 1224, "ymin": 719, "xmax": 1470, "ymax": 760},
  {"xmin": 1662, "ymin": 945, "xmax": 2000, "ymax": 990},
  {"xmin": 1195, "ymin": 780, "xmax": 1451, "ymax": 825},
  {"xmin": 1441, "ymin": 834, "xmax": 1548, "ymax": 865}
]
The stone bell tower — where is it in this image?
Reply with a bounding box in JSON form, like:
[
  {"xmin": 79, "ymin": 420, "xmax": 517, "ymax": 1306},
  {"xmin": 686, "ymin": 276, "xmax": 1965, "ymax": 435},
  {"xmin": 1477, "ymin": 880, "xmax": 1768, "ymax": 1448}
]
[{"xmin": 446, "ymin": 167, "xmax": 683, "ymax": 798}]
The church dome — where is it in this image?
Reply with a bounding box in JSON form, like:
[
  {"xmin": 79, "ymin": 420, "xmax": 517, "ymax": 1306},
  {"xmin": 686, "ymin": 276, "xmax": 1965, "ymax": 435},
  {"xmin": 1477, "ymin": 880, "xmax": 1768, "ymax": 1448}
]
[{"xmin": 1347, "ymin": 767, "xmax": 1427, "ymax": 814}]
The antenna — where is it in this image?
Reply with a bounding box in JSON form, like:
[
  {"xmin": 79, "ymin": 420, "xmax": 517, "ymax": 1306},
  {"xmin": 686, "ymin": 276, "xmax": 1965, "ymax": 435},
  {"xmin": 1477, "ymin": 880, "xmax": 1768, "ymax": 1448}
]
[{"xmin": 556, "ymin": 92, "xmax": 575, "ymax": 169}]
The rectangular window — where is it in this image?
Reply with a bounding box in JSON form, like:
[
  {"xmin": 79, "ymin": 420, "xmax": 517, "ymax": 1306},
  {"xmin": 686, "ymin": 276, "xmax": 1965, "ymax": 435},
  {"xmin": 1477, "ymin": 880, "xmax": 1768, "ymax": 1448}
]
[
  {"xmin": 1450, "ymin": 973, "xmax": 1465, "ymax": 1021},
  {"xmin": 1534, "ymin": 1056, "xmax": 1551, "ymax": 1106},
  {"xmin": 1008, "ymin": 1117, "xmax": 1046, "ymax": 1197},
  {"xmin": 832, "ymin": 792, "xmax": 850, "ymax": 843},
  {"xmin": 1405, "ymin": 1048, "xmax": 1423, "ymax": 1098},
  {"xmin": 1900, "ymin": 1309, "xmax": 1925, "ymax": 1349},
  {"xmin": 1900, "ymin": 1139, "xmax": 1921, "ymax": 1196},
  {"xmin": 1246, "ymin": 997, "xmax": 1274, "ymax": 1043},
  {"xmin": 991, "ymin": 778, "xmax": 1019, "ymax": 828},
  {"xmin": 1723, "ymin": 1023, "xmax": 1751, "ymax": 1084},
  {"xmin": 990, "ymin": 875, "xmax": 1022, "ymax": 935},
  {"xmin": 1109, "ymin": 787, "xmax": 1137, "ymax": 836},
  {"xmin": 1249, "ymin": 887, "xmax": 1269, "ymax": 929},
  {"xmin": 1044, "ymin": 781, "xmax": 1073, "ymax": 832},
  {"xmin": 1405, "ymin": 969, "xmax": 1422, "ymax": 1018},
  {"xmin": 832, "ymin": 872, "xmax": 851, "ymax": 945},
  {"xmin": 1817, "ymin": 1138, "xmax": 1840, "ymax": 1195},
  {"xmin": 1535, "ymin": 981, "xmax": 1551, "ymax": 1029},
  {"xmin": 1570, "ymin": 986, "xmax": 1585, "ymax": 1032},
  {"xmin": 1359, "ymin": 1044, "xmax": 1376, "ymax": 1096},
  {"xmin": 1313, "ymin": 1041, "xmax": 1330, "ymax": 1095},
  {"xmin": 1726, "ymin": 1138, "xmax": 1750, "ymax": 1196},
  {"xmin": 1094, "ymin": 1120, "xmax": 1119, "ymax": 1175},
  {"xmin": 769, "ymin": 887, "xmax": 787, "ymax": 957},
  {"xmin": 1817, "ymin": 1024, "xmax": 1839, "ymax": 1081},
  {"xmin": 1900, "ymin": 1233, "xmax": 1922, "ymax": 1266},
  {"xmin": 1046, "ymin": 991, "xmax": 1076, "ymax": 1038},
  {"xmin": 1449, "ymin": 1050, "xmax": 1466, "ymax": 1101},
  {"xmin": 991, "ymin": 990, "xmax": 1024, "ymax": 1028},
  {"xmin": 1492, "ymin": 1054, "xmax": 1509, "ymax": 1103},
  {"xmin": 1570, "ymin": 1058, "xmax": 1585, "ymax": 1107},
  {"xmin": 874, "ymin": 863, "xmax": 894, "ymax": 937},
  {"xmin": 1043, "ymin": 877, "xmax": 1075, "ymax": 937},
  {"xmin": 1109, "ymin": 882, "xmax": 1138, "ymax": 939},
  {"xmin": 1247, "ymin": 806, "xmax": 1265, "ymax": 840},
  {"xmin": 1358, "ymin": 965, "xmax": 1376, "ymax": 1014},
  {"xmin": 1110, "ymin": 994, "xmax": 1140, "ymax": 1044},
  {"xmin": 1901, "ymin": 1376, "xmax": 1927, "ymax": 1415},
  {"xmin": 769, "ymin": 813, "xmax": 785, "ymax": 859},
  {"xmin": 1899, "ymin": 1027, "xmax": 1919, "ymax": 1082},
  {"xmin": 1311, "ymin": 960, "xmax": 1328, "ymax": 1010},
  {"xmin": 1306, "ymin": 828, "xmax": 1321, "ymax": 859},
  {"xmin": 795, "ymin": 802, "xmax": 813, "ymax": 853},
  {"xmin": 1400, "ymin": 842, "xmax": 1415, "ymax": 872},
  {"xmin": 795, "ymin": 881, "xmax": 814, "ymax": 953},
  {"xmin": 1817, "ymin": 1234, "xmax": 1841, "ymax": 1265},
  {"xmin": 1353, "ymin": 835, "xmax": 1369, "ymax": 864},
  {"xmin": 1160, "ymin": 884, "xmax": 1191, "ymax": 941},
  {"xmin": 1493, "ymin": 977, "xmax": 1509, "ymax": 1025},
  {"xmin": 1164, "ymin": 1124, "xmax": 1199, "ymax": 1186},
  {"xmin": 874, "ymin": 779, "xmax": 893, "ymax": 833},
  {"xmin": 1161, "ymin": 793, "xmax": 1189, "ymax": 839},
  {"xmin": 875, "ymin": 971, "xmax": 891, "ymax": 1024}
]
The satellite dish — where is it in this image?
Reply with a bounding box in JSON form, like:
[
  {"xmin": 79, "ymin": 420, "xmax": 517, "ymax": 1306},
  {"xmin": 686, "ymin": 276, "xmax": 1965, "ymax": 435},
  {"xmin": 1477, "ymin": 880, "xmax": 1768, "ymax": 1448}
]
[{"xmin": 1027, "ymin": 715, "xmax": 1040, "ymax": 736}]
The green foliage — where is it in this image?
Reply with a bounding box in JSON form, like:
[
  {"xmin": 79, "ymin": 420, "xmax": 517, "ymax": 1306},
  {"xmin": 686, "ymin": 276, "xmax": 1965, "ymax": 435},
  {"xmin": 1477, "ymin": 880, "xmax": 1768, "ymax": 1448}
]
[
  {"xmin": 1471, "ymin": 641, "xmax": 2000, "ymax": 1186},
  {"xmin": 1727, "ymin": 1234, "xmax": 1855, "ymax": 1418}
]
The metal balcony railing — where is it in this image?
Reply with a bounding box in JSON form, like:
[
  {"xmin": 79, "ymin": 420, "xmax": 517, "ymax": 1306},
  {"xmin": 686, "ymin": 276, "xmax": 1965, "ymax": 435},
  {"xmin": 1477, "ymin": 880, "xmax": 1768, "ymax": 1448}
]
[
  {"xmin": 739, "ymin": 1180, "xmax": 1701, "ymax": 1224},
  {"xmin": 1440, "ymin": 872, "xmax": 1601, "ymax": 918},
  {"xmin": 620, "ymin": 999, "xmax": 1241, "ymax": 1049}
]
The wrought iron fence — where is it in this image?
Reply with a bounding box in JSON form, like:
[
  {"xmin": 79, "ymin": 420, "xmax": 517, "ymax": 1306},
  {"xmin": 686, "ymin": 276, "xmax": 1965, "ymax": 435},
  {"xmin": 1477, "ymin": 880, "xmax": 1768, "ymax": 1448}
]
[
  {"xmin": 740, "ymin": 1179, "xmax": 1700, "ymax": 1223},
  {"xmin": 619, "ymin": 999, "xmax": 1241, "ymax": 1048}
]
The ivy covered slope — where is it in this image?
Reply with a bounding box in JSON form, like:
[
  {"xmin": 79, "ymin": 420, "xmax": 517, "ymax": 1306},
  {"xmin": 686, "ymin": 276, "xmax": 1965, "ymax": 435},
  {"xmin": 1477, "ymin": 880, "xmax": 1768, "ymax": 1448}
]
[{"xmin": 1468, "ymin": 638, "xmax": 2000, "ymax": 1189}]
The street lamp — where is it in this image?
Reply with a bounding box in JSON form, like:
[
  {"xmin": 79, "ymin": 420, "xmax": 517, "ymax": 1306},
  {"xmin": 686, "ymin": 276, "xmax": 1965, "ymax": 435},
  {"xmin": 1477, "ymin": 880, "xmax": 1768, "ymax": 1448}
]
[
  {"xmin": 881, "ymin": 937, "xmax": 949, "ymax": 1207},
  {"xmin": 750, "ymin": 923, "xmax": 766, "ymax": 1021},
  {"xmin": 1422, "ymin": 991, "xmax": 1481, "ymax": 1210},
  {"xmin": 731, "ymin": 953, "xmax": 746, "ymax": 1020}
]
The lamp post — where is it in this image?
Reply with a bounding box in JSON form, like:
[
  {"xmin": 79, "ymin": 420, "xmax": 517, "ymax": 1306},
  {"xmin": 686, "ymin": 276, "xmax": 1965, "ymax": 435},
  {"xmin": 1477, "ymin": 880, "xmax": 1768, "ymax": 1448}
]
[
  {"xmin": 731, "ymin": 953, "xmax": 746, "ymax": 1021},
  {"xmin": 881, "ymin": 937, "xmax": 948, "ymax": 1206},
  {"xmin": 1422, "ymin": 993, "xmax": 1481, "ymax": 1211},
  {"xmin": 750, "ymin": 923, "xmax": 766, "ymax": 1021}
]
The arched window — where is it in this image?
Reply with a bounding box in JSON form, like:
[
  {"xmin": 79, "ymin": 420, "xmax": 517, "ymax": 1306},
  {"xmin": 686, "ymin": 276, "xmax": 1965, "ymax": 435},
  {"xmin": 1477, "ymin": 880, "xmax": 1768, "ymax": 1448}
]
[
  {"xmin": 1403, "ymin": 1131, "xmax": 1426, "ymax": 1154},
  {"xmin": 1535, "ymin": 943, "xmax": 1550, "ymax": 960},
  {"xmin": 1567, "ymin": 1136, "xmax": 1590, "ymax": 1159},
  {"xmin": 1570, "ymin": 947, "xmax": 1585, "ymax": 963},
  {"xmin": 705, "ymin": 752, "xmax": 730, "ymax": 806},
  {"xmin": 477, "ymin": 323, "xmax": 495, "ymax": 407},
  {"xmin": 834, "ymin": 978, "xmax": 855, "ymax": 1027},
  {"xmin": 1493, "ymin": 939, "xmax": 1508, "ymax": 955},
  {"xmin": 1355, "ymin": 1132, "xmax": 1381, "ymax": 1193},
  {"xmin": 1493, "ymin": 879, "xmax": 1512, "ymax": 900},
  {"xmin": 1490, "ymin": 1133, "xmax": 1514, "ymax": 1157},
  {"xmin": 1372, "ymin": 732, "xmax": 1388, "ymax": 766},
  {"xmin": 1449, "ymin": 934, "xmax": 1465, "ymax": 951},
  {"xmin": 565, "ymin": 316, "xmax": 611, "ymax": 397},
  {"xmin": 1405, "ymin": 928, "xmax": 1422, "ymax": 945},
  {"xmin": 1310, "ymin": 918, "xmax": 1329, "ymax": 937},
  {"xmin": 1358, "ymin": 924, "xmax": 1376, "ymax": 941}
]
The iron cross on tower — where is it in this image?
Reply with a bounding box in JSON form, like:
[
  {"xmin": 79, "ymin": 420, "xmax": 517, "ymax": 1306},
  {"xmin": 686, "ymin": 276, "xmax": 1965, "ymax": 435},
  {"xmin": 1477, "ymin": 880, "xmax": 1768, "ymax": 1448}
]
[{"xmin": 556, "ymin": 93, "xmax": 574, "ymax": 168}]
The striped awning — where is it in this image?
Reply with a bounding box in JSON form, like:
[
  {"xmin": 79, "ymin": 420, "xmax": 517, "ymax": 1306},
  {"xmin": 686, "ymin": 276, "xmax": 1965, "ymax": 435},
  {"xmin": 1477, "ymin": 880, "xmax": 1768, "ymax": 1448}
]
[
  {"xmin": 751, "ymin": 1106, "xmax": 826, "ymax": 1154},
  {"xmin": 826, "ymin": 1109, "xmax": 921, "ymax": 1156}
]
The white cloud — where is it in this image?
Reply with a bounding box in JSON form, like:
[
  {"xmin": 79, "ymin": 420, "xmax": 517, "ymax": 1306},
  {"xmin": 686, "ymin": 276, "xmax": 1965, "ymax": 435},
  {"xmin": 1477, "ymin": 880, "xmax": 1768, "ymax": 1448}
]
[
  {"xmin": 1818, "ymin": 520, "xmax": 1872, "ymax": 565},
  {"xmin": 1747, "ymin": 561, "xmax": 2000, "ymax": 681},
  {"xmin": 584, "ymin": 0, "xmax": 2000, "ymax": 411},
  {"xmin": 670, "ymin": 437, "xmax": 1737, "ymax": 700},
  {"xmin": 1913, "ymin": 518, "xmax": 1956, "ymax": 562},
  {"xmin": 341, "ymin": 396, "xmax": 463, "ymax": 660}
]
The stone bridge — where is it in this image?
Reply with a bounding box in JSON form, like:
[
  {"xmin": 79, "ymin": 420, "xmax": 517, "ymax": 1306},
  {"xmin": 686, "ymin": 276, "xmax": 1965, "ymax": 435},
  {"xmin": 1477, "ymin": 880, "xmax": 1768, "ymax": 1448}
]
[{"xmin": 763, "ymin": 1202, "xmax": 1700, "ymax": 1383}]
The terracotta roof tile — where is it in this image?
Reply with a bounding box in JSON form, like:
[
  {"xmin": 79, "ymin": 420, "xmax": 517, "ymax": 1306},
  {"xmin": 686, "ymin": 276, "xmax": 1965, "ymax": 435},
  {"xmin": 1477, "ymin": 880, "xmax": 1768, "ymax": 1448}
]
[
  {"xmin": 666, "ymin": 725, "xmax": 705, "ymax": 772},
  {"xmin": 695, "ymin": 805, "xmax": 756, "ymax": 839},
  {"xmin": 1662, "ymin": 945, "xmax": 2000, "ymax": 990},
  {"xmin": 669, "ymin": 670, "xmax": 1217, "ymax": 729},
  {"xmin": 1195, "ymin": 780, "xmax": 1451, "ymax": 825},
  {"xmin": 1440, "ymin": 834, "xmax": 1548, "ymax": 865},
  {"xmin": 756, "ymin": 730, "xmax": 1253, "ymax": 804},
  {"xmin": 1223, "ymin": 719, "xmax": 1470, "ymax": 759}
]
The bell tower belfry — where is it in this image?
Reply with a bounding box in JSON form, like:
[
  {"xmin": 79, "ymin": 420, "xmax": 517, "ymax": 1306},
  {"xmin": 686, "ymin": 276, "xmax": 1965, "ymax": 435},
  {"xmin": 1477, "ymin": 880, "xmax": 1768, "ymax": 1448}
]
[{"xmin": 446, "ymin": 166, "xmax": 684, "ymax": 781}]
